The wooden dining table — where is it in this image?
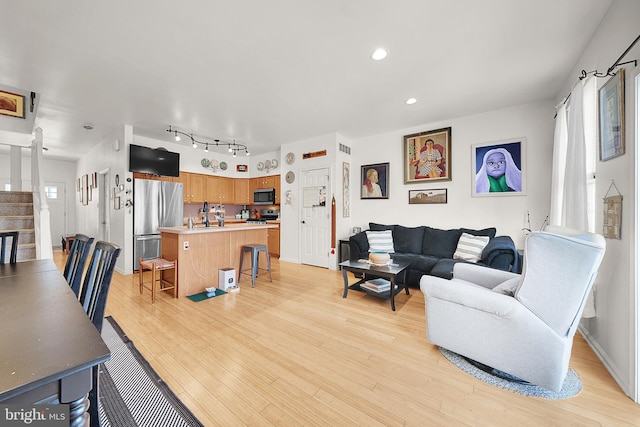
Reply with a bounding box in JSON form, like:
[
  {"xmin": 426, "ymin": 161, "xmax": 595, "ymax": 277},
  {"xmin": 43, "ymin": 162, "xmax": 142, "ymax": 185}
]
[{"xmin": 0, "ymin": 258, "xmax": 110, "ymax": 426}]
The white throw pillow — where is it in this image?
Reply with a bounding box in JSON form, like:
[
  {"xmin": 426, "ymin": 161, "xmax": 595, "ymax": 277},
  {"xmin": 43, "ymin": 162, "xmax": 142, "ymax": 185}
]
[
  {"xmin": 492, "ymin": 276, "xmax": 521, "ymax": 297},
  {"xmin": 453, "ymin": 232, "xmax": 490, "ymax": 263},
  {"xmin": 366, "ymin": 230, "xmax": 395, "ymax": 253}
]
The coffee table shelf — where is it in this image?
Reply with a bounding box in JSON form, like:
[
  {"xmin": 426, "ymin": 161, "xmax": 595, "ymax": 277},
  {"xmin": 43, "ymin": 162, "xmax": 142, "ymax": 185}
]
[{"xmin": 339, "ymin": 259, "xmax": 410, "ymax": 311}]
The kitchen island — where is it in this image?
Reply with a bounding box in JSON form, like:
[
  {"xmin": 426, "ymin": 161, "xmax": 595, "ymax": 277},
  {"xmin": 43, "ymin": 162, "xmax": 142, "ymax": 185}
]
[{"xmin": 159, "ymin": 223, "xmax": 278, "ymax": 297}]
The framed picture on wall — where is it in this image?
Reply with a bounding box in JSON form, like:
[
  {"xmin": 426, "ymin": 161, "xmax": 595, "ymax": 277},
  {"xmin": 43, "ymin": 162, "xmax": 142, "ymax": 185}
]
[
  {"xmin": 0, "ymin": 89, "xmax": 25, "ymax": 118},
  {"xmin": 342, "ymin": 162, "xmax": 350, "ymax": 216},
  {"xmin": 599, "ymin": 69, "xmax": 625, "ymax": 161},
  {"xmin": 409, "ymin": 188, "xmax": 447, "ymax": 204},
  {"xmin": 360, "ymin": 163, "xmax": 389, "ymax": 199},
  {"xmin": 472, "ymin": 138, "xmax": 526, "ymax": 196},
  {"xmin": 403, "ymin": 127, "xmax": 452, "ymax": 184}
]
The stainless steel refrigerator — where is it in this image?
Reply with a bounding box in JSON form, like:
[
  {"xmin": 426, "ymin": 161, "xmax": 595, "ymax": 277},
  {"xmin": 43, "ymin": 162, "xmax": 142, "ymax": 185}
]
[{"xmin": 133, "ymin": 179, "xmax": 184, "ymax": 270}]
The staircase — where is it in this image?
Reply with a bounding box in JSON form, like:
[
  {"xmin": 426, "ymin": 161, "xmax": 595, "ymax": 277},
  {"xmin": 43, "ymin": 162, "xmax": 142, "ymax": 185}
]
[{"xmin": 0, "ymin": 191, "xmax": 36, "ymax": 262}]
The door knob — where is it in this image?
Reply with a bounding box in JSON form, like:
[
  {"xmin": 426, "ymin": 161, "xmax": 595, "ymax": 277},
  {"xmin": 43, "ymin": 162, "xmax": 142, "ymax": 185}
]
[{"xmin": 301, "ymin": 220, "xmax": 306, "ymax": 224}]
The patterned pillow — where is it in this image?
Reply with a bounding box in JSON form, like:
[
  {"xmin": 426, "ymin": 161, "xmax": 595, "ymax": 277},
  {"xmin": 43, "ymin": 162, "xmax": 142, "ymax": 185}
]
[
  {"xmin": 366, "ymin": 230, "xmax": 395, "ymax": 253},
  {"xmin": 453, "ymin": 232, "xmax": 490, "ymax": 263}
]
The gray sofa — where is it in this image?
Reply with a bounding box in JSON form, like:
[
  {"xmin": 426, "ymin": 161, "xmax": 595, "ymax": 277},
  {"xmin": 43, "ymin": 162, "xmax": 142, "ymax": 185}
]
[{"xmin": 348, "ymin": 223, "xmax": 518, "ymax": 287}]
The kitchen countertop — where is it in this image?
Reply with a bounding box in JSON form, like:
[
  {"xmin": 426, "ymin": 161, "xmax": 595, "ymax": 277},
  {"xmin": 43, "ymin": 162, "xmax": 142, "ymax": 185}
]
[{"xmin": 160, "ymin": 223, "xmax": 278, "ymax": 235}]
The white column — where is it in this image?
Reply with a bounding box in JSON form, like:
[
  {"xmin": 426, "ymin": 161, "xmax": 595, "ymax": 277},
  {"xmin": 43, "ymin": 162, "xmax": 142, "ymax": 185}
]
[{"xmin": 30, "ymin": 127, "xmax": 53, "ymax": 259}]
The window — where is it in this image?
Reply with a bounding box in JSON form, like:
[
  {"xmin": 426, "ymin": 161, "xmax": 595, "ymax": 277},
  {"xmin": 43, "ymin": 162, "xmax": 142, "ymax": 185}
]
[{"xmin": 45, "ymin": 185, "xmax": 58, "ymax": 199}]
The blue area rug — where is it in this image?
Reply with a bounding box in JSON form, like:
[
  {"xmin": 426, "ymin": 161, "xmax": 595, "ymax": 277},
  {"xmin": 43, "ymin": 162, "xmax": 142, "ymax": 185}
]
[{"xmin": 439, "ymin": 347, "xmax": 582, "ymax": 399}]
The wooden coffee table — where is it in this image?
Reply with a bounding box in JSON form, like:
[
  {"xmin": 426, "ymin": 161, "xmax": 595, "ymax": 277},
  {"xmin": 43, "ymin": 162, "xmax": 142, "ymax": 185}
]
[{"xmin": 339, "ymin": 259, "xmax": 410, "ymax": 311}]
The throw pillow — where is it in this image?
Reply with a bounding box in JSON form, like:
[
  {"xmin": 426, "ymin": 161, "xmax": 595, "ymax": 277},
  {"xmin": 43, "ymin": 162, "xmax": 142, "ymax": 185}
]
[
  {"xmin": 492, "ymin": 276, "xmax": 521, "ymax": 296},
  {"xmin": 393, "ymin": 225, "xmax": 425, "ymax": 253},
  {"xmin": 460, "ymin": 227, "xmax": 497, "ymax": 239},
  {"xmin": 453, "ymin": 232, "xmax": 490, "ymax": 263},
  {"xmin": 366, "ymin": 230, "xmax": 395, "ymax": 253},
  {"xmin": 422, "ymin": 227, "xmax": 462, "ymax": 258}
]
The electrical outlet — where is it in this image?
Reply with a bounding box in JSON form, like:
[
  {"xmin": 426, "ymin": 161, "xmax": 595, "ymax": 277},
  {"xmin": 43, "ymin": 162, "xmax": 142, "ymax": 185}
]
[{"xmin": 183, "ymin": 241, "xmax": 189, "ymax": 250}]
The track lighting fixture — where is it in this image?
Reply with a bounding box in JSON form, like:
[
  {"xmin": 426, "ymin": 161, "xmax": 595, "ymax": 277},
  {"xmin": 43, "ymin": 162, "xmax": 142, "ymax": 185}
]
[{"xmin": 166, "ymin": 126, "xmax": 250, "ymax": 157}]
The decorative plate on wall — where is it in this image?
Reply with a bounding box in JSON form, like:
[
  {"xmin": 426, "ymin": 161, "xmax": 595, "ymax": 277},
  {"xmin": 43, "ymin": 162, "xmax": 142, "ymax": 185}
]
[
  {"xmin": 285, "ymin": 152, "xmax": 295, "ymax": 165},
  {"xmin": 201, "ymin": 158, "xmax": 211, "ymax": 168},
  {"xmin": 220, "ymin": 161, "xmax": 228, "ymax": 170},
  {"xmin": 285, "ymin": 171, "xmax": 295, "ymax": 183},
  {"xmin": 257, "ymin": 162, "xmax": 265, "ymax": 171}
]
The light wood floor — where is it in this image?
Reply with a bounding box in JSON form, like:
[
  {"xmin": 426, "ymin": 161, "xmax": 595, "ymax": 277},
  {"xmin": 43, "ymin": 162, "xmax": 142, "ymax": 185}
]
[{"xmin": 54, "ymin": 251, "xmax": 640, "ymax": 426}]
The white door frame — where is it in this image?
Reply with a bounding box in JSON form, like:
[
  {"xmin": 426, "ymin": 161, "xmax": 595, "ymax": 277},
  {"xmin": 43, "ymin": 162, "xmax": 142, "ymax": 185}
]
[{"xmin": 99, "ymin": 168, "xmax": 111, "ymax": 242}]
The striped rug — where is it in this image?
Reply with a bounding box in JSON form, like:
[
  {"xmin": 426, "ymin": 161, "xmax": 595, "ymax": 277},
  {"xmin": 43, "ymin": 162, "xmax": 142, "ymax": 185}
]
[{"xmin": 98, "ymin": 316, "xmax": 203, "ymax": 427}]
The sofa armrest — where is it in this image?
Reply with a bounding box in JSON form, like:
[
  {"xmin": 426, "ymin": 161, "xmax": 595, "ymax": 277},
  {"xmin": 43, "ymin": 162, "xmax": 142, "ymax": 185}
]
[
  {"xmin": 453, "ymin": 263, "xmax": 520, "ymax": 289},
  {"xmin": 420, "ymin": 275, "xmax": 519, "ymax": 316}
]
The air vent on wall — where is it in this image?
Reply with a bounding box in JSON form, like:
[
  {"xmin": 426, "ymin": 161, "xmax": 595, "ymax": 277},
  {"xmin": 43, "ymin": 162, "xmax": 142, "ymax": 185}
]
[{"xmin": 339, "ymin": 143, "xmax": 351, "ymax": 154}]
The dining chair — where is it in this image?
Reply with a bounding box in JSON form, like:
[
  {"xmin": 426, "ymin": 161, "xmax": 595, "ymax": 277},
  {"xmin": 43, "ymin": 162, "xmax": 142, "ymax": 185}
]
[
  {"xmin": 78, "ymin": 240, "xmax": 121, "ymax": 427},
  {"xmin": 0, "ymin": 231, "xmax": 19, "ymax": 264},
  {"xmin": 63, "ymin": 234, "xmax": 94, "ymax": 297}
]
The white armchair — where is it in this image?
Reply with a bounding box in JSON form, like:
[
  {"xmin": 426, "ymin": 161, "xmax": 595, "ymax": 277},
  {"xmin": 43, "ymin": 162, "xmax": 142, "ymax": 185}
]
[{"xmin": 420, "ymin": 226, "xmax": 606, "ymax": 392}]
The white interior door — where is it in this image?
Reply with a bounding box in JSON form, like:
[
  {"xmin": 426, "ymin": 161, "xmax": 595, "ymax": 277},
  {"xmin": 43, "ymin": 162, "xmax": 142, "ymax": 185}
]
[
  {"xmin": 44, "ymin": 181, "xmax": 66, "ymax": 247},
  {"xmin": 300, "ymin": 168, "xmax": 330, "ymax": 268}
]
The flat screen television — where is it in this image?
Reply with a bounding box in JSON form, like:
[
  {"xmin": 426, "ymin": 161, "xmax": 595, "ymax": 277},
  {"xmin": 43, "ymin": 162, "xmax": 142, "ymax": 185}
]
[{"xmin": 129, "ymin": 144, "xmax": 180, "ymax": 177}]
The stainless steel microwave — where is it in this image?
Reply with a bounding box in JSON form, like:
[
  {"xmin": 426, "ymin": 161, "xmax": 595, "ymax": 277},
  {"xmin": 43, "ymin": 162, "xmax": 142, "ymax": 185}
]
[{"xmin": 254, "ymin": 188, "xmax": 276, "ymax": 205}]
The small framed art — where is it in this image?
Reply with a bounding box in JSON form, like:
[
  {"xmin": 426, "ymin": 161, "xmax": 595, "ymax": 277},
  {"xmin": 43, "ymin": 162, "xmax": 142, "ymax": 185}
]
[
  {"xmin": 472, "ymin": 138, "xmax": 525, "ymax": 196},
  {"xmin": 409, "ymin": 189, "xmax": 447, "ymax": 204},
  {"xmin": 0, "ymin": 90, "xmax": 25, "ymax": 118},
  {"xmin": 361, "ymin": 163, "xmax": 389, "ymax": 199},
  {"xmin": 599, "ymin": 69, "xmax": 625, "ymax": 161}
]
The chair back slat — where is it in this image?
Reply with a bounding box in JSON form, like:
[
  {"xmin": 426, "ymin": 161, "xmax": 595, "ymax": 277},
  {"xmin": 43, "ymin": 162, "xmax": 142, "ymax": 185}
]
[
  {"xmin": 0, "ymin": 231, "xmax": 19, "ymax": 264},
  {"xmin": 63, "ymin": 234, "xmax": 95, "ymax": 297},
  {"xmin": 78, "ymin": 241, "xmax": 121, "ymax": 333}
]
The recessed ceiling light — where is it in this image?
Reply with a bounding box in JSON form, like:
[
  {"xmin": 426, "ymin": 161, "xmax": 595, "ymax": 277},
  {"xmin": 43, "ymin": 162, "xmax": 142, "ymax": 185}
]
[
  {"xmin": 371, "ymin": 48, "xmax": 388, "ymax": 61},
  {"xmin": 406, "ymin": 98, "xmax": 418, "ymax": 105}
]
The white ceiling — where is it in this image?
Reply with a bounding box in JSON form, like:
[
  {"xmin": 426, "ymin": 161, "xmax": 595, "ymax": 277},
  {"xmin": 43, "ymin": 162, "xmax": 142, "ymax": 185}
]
[{"xmin": 0, "ymin": 0, "xmax": 611, "ymax": 161}]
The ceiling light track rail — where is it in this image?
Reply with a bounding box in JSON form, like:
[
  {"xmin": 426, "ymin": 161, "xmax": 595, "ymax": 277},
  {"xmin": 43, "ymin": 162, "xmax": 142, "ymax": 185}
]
[{"xmin": 166, "ymin": 126, "xmax": 250, "ymax": 157}]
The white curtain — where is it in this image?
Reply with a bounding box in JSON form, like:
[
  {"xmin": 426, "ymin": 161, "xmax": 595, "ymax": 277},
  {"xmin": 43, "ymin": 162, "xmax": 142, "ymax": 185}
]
[
  {"xmin": 551, "ymin": 80, "xmax": 588, "ymax": 229},
  {"xmin": 550, "ymin": 77, "xmax": 596, "ymax": 317}
]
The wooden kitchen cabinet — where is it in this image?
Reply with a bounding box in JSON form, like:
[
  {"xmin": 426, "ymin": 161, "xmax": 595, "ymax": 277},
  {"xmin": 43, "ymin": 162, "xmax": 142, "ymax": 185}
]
[
  {"xmin": 234, "ymin": 178, "xmax": 250, "ymax": 205},
  {"xmin": 206, "ymin": 176, "xmax": 234, "ymax": 205},
  {"xmin": 174, "ymin": 172, "xmax": 205, "ymax": 204},
  {"xmin": 267, "ymin": 223, "xmax": 280, "ymax": 258}
]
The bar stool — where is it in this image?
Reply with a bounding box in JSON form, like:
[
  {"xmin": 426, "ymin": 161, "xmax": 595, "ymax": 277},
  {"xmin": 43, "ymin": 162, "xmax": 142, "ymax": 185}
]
[
  {"xmin": 238, "ymin": 244, "xmax": 272, "ymax": 288},
  {"xmin": 138, "ymin": 257, "xmax": 177, "ymax": 303}
]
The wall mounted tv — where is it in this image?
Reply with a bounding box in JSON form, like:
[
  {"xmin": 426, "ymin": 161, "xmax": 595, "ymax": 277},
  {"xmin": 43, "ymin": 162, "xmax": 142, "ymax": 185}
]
[{"xmin": 129, "ymin": 144, "xmax": 180, "ymax": 177}]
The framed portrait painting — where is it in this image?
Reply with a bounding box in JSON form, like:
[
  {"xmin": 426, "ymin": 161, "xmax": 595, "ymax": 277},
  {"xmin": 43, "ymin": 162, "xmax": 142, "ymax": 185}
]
[
  {"xmin": 599, "ymin": 69, "xmax": 625, "ymax": 161},
  {"xmin": 403, "ymin": 127, "xmax": 451, "ymax": 184},
  {"xmin": 472, "ymin": 138, "xmax": 526, "ymax": 197},
  {"xmin": 361, "ymin": 163, "xmax": 389, "ymax": 199}
]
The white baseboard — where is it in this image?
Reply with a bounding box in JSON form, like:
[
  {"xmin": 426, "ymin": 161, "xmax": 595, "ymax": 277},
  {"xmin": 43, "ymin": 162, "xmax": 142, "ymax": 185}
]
[{"xmin": 578, "ymin": 324, "xmax": 634, "ymax": 401}]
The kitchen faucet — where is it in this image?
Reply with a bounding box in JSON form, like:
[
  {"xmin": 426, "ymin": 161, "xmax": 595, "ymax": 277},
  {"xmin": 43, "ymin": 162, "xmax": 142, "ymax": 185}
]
[{"xmin": 203, "ymin": 201, "xmax": 210, "ymax": 227}]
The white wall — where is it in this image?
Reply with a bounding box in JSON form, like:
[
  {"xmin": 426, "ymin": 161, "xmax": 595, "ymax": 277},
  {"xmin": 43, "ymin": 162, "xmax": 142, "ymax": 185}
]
[
  {"xmin": 75, "ymin": 126, "xmax": 129, "ymax": 273},
  {"xmin": 279, "ymin": 133, "xmax": 342, "ymax": 265},
  {"xmin": 0, "ymin": 149, "xmax": 77, "ymax": 240},
  {"xmin": 349, "ymin": 101, "xmax": 555, "ymax": 249},
  {"xmin": 555, "ymin": 0, "xmax": 640, "ymax": 399}
]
